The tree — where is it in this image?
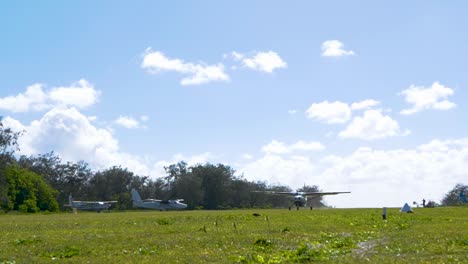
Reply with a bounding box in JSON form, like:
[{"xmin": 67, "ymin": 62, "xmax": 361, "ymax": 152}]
[
  {"xmin": 0, "ymin": 118, "xmax": 23, "ymax": 210},
  {"xmin": 0, "ymin": 117, "xmax": 23, "ymax": 164},
  {"xmin": 441, "ymin": 183, "xmax": 468, "ymax": 206},
  {"xmin": 192, "ymin": 163, "xmax": 235, "ymax": 209},
  {"xmin": 18, "ymin": 153, "xmax": 94, "ymax": 209},
  {"xmin": 264, "ymin": 184, "xmax": 292, "ymax": 208},
  {"xmin": 3, "ymin": 164, "xmax": 58, "ymax": 212},
  {"xmin": 88, "ymin": 166, "xmax": 148, "ymax": 209}
]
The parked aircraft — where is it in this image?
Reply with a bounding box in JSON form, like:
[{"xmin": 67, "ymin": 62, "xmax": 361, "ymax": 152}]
[
  {"xmin": 65, "ymin": 195, "xmax": 116, "ymax": 212},
  {"xmin": 254, "ymin": 190, "xmax": 350, "ymax": 210},
  {"xmin": 131, "ymin": 189, "xmax": 188, "ymax": 211}
]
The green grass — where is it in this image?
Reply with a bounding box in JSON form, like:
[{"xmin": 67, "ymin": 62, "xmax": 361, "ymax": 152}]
[{"xmin": 0, "ymin": 207, "xmax": 467, "ymax": 263}]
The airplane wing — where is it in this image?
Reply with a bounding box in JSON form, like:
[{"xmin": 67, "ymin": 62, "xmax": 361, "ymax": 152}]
[
  {"xmin": 251, "ymin": 191, "xmax": 294, "ymax": 195},
  {"xmin": 102, "ymin": 201, "xmax": 117, "ymax": 204},
  {"xmin": 252, "ymin": 191, "xmax": 351, "ymax": 196},
  {"xmin": 78, "ymin": 201, "xmax": 117, "ymax": 204},
  {"xmin": 142, "ymin": 199, "xmax": 162, "ymax": 202},
  {"xmin": 303, "ymin": 192, "xmax": 351, "ymax": 197}
]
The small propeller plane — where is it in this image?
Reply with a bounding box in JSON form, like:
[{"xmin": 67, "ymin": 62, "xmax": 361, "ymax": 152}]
[
  {"xmin": 254, "ymin": 190, "xmax": 350, "ymax": 210},
  {"xmin": 131, "ymin": 189, "xmax": 188, "ymax": 211},
  {"xmin": 65, "ymin": 194, "xmax": 117, "ymax": 213}
]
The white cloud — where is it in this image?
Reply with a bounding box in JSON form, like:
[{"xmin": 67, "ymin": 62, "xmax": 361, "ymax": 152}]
[
  {"xmin": 151, "ymin": 152, "xmax": 214, "ymax": 178},
  {"xmin": 400, "ymin": 82, "xmax": 456, "ymax": 115},
  {"xmin": 3, "ymin": 107, "xmax": 150, "ymax": 176},
  {"xmin": 339, "ymin": 109, "xmax": 408, "ymax": 140},
  {"xmin": 262, "ymin": 140, "xmax": 325, "ymax": 154},
  {"xmin": 288, "ymin": 109, "xmax": 297, "ymax": 115},
  {"xmin": 88, "ymin": 116, "xmax": 97, "ymax": 122},
  {"xmin": 180, "ymin": 64, "xmax": 229, "ymax": 86},
  {"xmin": 241, "ymin": 154, "xmax": 317, "ymax": 187},
  {"xmin": 115, "ymin": 116, "xmax": 140, "ymax": 129},
  {"xmin": 291, "ymin": 140, "xmax": 326, "ymax": 152},
  {"xmin": 0, "ymin": 79, "xmax": 100, "ymax": 113},
  {"xmin": 141, "ymin": 48, "xmax": 229, "ymax": 85},
  {"xmin": 0, "ymin": 84, "xmax": 48, "ymax": 112},
  {"xmin": 321, "ymin": 40, "xmax": 355, "ymax": 57},
  {"xmin": 305, "ymin": 101, "xmax": 351, "ymax": 124},
  {"xmin": 231, "ymin": 51, "xmax": 244, "ymax": 61},
  {"xmin": 262, "ymin": 140, "xmax": 290, "ymax": 154},
  {"xmin": 350, "ymin": 99, "xmax": 380, "ymax": 110},
  {"xmin": 240, "ymin": 138, "xmax": 468, "ymax": 208},
  {"xmin": 2, "ymin": 116, "xmax": 26, "ymax": 133},
  {"xmin": 305, "ymin": 99, "xmax": 407, "ymax": 140},
  {"xmin": 233, "ymin": 51, "xmax": 287, "ymax": 73},
  {"xmin": 48, "ymin": 79, "xmax": 100, "ymax": 108}
]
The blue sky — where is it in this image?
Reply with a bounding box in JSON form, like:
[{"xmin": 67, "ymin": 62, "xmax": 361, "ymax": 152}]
[{"xmin": 1, "ymin": 1, "xmax": 467, "ymax": 207}]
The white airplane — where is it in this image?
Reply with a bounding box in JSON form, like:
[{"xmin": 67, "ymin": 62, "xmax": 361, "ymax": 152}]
[
  {"xmin": 254, "ymin": 190, "xmax": 351, "ymax": 210},
  {"xmin": 131, "ymin": 189, "xmax": 188, "ymax": 211},
  {"xmin": 65, "ymin": 194, "xmax": 117, "ymax": 212}
]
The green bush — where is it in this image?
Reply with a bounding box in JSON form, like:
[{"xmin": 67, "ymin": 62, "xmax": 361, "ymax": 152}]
[{"xmin": 3, "ymin": 165, "xmax": 58, "ymax": 212}]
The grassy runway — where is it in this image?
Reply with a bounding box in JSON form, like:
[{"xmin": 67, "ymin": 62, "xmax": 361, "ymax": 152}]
[{"xmin": 0, "ymin": 207, "xmax": 467, "ymax": 263}]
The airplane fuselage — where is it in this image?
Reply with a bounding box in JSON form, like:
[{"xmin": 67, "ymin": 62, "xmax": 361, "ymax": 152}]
[
  {"xmin": 131, "ymin": 189, "xmax": 187, "ymax": 211},
  {"xmin": 69, "ymin": 201, "xmax": 112, "ymax": 212},
  {"xmin": 133, "ymin": 199, "xmax": 187, "ymax": 211},
  {"xmin": 293, "ymin": 195, "xmax": 307, "ymax": 207}
]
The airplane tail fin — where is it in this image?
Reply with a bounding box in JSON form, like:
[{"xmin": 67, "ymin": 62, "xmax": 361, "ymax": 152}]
[{"xmin": 131, "ymin": 189, "xmax": 142, "ymax": 203}]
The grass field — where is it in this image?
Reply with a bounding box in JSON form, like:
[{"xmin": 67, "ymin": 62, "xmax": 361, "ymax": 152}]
[{"xmin": 0, "ymin": 207, "xmax": 467, "ymax": 263}]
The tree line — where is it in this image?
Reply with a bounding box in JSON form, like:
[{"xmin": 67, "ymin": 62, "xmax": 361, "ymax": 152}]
[
  {"xmin": 0, "ymin": 119, "xmax": 466, "ymax": 213},
  {"xmin": 0, "ymin": 119, "xmax": 325, "ymax": 212}
]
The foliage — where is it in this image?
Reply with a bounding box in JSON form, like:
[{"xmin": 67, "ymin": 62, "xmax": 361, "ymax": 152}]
[
  {"xmin": 441, "ymin": 183, "xmax": 468, "ymax": 206},
  {"xmin": 3, "ymin": 164, "xmax": 59, "ymax": 212},
  {"xmin": 88, "ymin": 166, "xmax": 147, "ymax": 209},
  {"xmin": 0, "ymin": 118, "xmax": 23, "ymax": 212},
  {"xmin": 0, "ymin": 117, "xmax": 22, "ymax": 164},
  {"xmin": 160, "ymin": 161, "xmax": 296, "ymax": 210},
  {"xmin": 18, "ymin": 152, "xmax": 94, "ymax": 209}
]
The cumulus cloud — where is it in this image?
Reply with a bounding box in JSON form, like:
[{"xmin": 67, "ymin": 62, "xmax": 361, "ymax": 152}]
[
  {"xmin": 241, "ymin": 154, "xmax": 317, "ymax": 187},
  {"xmin": 400, "ymin": 82, "xmax": 456, "ymax": 115},
  {"xmin": 262, "ymin": 140, "xmax": 325, "ymax": 154},
  {"xmin": 48, "ymin": 79, "xmax": 100, "ymax": 108},
  {"xmin": 114, "ymin": 116, "xmax": 148, "ymax": 129},
  {"xmin": 321, "ymin": 40, "xmax": 355, "ymax": 57},
  {"xmin": 3, "ymin": 107, "xmax": 150, "ymax": 176},
  {"xmin": 0, "ymin": 79, "xmax": 99, "ymax": 113},
  {"xmin": 232, "ymin": 51, "xmax": 287, "ymax": 73},
  {"xmin": 151, "ymin": 152, "xmax": 214, "ymax": 178},
  {"xmin": 305, "ymin": 101, "xmax": 352, "ymax": 124},
  {"xmin": 141, "ymin": 48, "xmax": 229, "ymax": 85},
  {"xmin": 305, "ymin": 99, "xmax": 405, "ymax": 140},
  {"xmin": 338, "ymin": 110, "xmax": 408, "ymax": 140},
  {"xmin": 0, "ymin": 84, "xmax": 48, "ymax": 112},
  {"xmin": 240, "ymin": 138, "xmax": 468, "ymax": 207},
  {"xmin": 350, "ymin": 99, "xmax": 380, "ymax": 110}
]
